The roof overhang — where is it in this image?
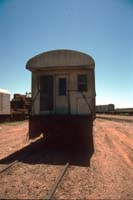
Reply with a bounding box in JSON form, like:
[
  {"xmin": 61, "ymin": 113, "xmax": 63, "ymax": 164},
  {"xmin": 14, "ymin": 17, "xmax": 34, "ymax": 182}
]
[{"xmin": 26, "ymin": 49, "xmax": 95, "ymax": 72}]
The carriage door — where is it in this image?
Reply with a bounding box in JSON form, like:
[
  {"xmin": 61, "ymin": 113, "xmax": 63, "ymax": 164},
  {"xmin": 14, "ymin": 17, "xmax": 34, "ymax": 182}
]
[
  {"xmin": 40, "ymin": 75, "xmax": 53, "ymax": 112},
  {"xmin": 55, "ymin": 75, "xmax": 69, "ymax": 114}
]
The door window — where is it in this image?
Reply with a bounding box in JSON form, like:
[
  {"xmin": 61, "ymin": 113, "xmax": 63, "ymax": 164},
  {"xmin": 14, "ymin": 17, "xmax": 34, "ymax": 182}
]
[
  {"xmin": 59, "ymin": 78, "xmax": 66, "ymax": 96},
  {"xmin": 40, "ymin": 75, "xmax": 53, "ymax": 111}
]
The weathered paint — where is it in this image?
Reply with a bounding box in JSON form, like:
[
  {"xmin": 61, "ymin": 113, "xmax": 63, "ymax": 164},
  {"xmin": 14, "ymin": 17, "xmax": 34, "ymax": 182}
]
[
  {"xmin": 31, "ymin": 69, "xmax": 95, "ymax": 116},
  {"xmin": 26, "ymin": 50, "xmax": 95, "ymax": 140},
  {"xmin": 26, "ymin": 49, "xmax": 95, "ymax": 72}
]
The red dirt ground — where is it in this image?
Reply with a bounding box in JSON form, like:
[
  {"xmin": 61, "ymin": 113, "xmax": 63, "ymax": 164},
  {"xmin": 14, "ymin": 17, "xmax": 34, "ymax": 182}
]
[
  {"xmin": 0, "ymin": 121, "xmax": 29, "ymax": 160},
  {"xmin": 0, "ymin": 118, "xmax": 133, "ymax": 199},
  {"xmin": 97, "ymin": 114, "xmax": 133, "ymax": 122}
]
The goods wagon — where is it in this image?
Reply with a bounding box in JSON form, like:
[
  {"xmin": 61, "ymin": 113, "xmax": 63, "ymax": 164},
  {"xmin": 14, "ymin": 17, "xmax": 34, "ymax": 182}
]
[
  {"xmin": 115, "ymin": 108, "xmax": 133, "ymax": 116},
  {"xmin": 0, "ymin": 89, "xmax": 10, "ymax": 122},
  {"xmin": 26, "ymin": 49, "xmax": 95, "ymax": 147},
  {"xmin": 96, "ymin": 104, "xmax": 115, "ymax": 113}
]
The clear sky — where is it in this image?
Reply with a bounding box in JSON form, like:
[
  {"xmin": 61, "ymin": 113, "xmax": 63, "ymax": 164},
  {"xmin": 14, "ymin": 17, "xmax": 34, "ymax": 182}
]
[{"xmin": 0, "ymin": 0, "xmax": 133, "ymax": 108}]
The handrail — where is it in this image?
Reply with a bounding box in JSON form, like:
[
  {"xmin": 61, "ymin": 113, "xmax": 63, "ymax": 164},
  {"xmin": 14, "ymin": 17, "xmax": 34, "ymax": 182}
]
[
  {"xmin": 80, "ymin": 92, "xmax": 93, "ymax": 114},
  {"xmin": 67, "ymin": 89, "xmax": 93, "ymax": 114}
]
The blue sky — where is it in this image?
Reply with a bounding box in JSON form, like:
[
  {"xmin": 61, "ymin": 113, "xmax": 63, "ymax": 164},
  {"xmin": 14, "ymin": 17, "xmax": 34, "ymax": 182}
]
[{"xmin": 0, "ymin": 0, "xmax": 133, "ymax": 108}]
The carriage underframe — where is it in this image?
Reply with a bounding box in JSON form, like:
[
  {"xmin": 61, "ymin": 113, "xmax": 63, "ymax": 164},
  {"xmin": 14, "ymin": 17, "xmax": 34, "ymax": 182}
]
[{"xmin": 29, "ymin": 114, "xmax": 94, "ymax": 151}]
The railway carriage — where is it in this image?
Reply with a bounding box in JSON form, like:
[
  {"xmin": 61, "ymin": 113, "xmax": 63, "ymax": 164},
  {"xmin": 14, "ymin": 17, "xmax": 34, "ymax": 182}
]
[{"xmin": 26, "ymin": 49, "xmax": 95, "ymax": 147}]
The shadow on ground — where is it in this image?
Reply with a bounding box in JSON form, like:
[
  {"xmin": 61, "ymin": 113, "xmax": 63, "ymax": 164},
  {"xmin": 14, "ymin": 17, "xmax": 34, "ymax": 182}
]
[{"xmin": 0, "ymin": 135, "xmax": 94, "ymax": 167}]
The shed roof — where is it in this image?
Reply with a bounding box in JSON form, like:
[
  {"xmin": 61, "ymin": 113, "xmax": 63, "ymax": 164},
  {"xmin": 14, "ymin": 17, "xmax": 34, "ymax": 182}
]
[
  {"xmin": 26, "ymin": 49, "xmax": 95, "ymax": 72},
  {"xmin": 0, "ymin": 89, "xmax": 10, "ymax": 94}
]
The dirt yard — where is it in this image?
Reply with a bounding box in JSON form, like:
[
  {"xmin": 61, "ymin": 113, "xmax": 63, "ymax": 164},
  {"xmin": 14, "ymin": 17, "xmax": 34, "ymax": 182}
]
[
  {"xmin": 97, "ymin": 114, "xmax": 133, "ymax": 122},
  {"xmin": 0, "ymin": 121, "xmax": 29, "ymax": 160},
  {"xmin": 0, "ymin": 118, "xmax": 133, "ymax": 199}
]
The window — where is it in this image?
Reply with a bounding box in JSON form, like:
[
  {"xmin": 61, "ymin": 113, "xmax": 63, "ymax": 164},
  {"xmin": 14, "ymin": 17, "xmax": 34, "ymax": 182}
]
[
  {"xmin": 59, "ymin": 78, "xmax": 66, "ymax": 96},
  {"xmin": 78, "ymin": 74, "xmax": 88, "ymax": 92},
  {"xmin": 40, "ymin": 76, "xmax": 53, "ymax": 111}
]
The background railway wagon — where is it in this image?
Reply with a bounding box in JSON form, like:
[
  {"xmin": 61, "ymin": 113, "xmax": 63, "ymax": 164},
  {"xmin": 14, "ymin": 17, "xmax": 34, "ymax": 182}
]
[
  {"xmin": 0, "ymin": 89, "xmax": 10, "ymax": 122},
  {"xmin": 96, "ymin": 104, "xmax": 133, "ymax": 116},
  {"xmin": 115, "ymin": 108, "xmax": 133, "ymax": 116},
  {"xmin": 96, "ymin": 104, "xmax": 115, "ymax": 114},
  {"xmin": 26, "ymin": 49, "xmax": 95, "ymax": 148}
]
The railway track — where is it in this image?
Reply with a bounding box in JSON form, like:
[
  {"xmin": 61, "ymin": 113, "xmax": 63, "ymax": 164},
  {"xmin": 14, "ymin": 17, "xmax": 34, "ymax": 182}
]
[
  {"xmin": 0, "ymin": 137, "xmax": 48, "ymax": 174},
  {"xmin": 0, "ymin": 138, "xmax": 73, "ymax": 199},
  {"xmin": 0, "ymin": 134, "xmax": 91, "ymax": 199},
  {"xmin": 45, "ymin": 162, "xmax": 69, "ymax": 200},
  {"xmin": 0, "ymin": 158, "xmax": 70, "ymax": 199},
  {"xmin": 0, "ymin": 160, "xmax": 18, "ymax": 174}
]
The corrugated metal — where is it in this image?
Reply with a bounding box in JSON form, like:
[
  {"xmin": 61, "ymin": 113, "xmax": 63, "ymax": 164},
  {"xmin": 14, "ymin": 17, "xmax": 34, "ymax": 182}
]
[{"xmin": 0, "ymin": 91, "xmax": 10, "ymax": 115}]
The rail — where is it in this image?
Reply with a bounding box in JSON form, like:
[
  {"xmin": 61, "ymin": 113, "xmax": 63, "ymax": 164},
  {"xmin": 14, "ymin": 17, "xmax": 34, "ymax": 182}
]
[
  {"xmin": 80, "ymin": 92, "xmax": 93, "ymax": 114},
  {"xmin": 0, "ymin": 138, "xmax": 46, "ymax": 174},
  {"xmin": 45, "ymin": 162, "xmax": 69, "ymax": 200},
  {"xmin": 0, "ymin": 160, "xmax": 18, "ymax": 174}
]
